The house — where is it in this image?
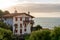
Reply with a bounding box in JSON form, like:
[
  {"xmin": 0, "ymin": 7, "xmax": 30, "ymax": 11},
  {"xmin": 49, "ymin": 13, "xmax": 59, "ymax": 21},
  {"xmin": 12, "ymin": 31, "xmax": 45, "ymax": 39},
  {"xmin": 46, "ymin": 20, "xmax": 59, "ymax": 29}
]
[{"xmin": 2, "ymin": 10, "xmax": 34, "ymax": 35}]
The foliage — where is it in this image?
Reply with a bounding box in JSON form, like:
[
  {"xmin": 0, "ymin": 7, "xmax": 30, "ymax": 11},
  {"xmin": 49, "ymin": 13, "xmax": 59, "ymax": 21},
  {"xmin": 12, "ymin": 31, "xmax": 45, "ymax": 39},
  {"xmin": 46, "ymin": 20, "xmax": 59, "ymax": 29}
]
[
  {"xmin": 0, "ymin": 21, "xmax": 11, "ymax": 30},
  {"xmin": 0, "ymin": 10, "xmax": 10, "ymax": 16},
  {"xmin": 24, "ymin": 34, "xmax": 30, "ymax": 40},
  {"xmin": 35, "ymin": 25, "xmax": 42, "ymax": 30},
  {"xmin": 32, "ymin": 25, "xmax": 42, "ymax": 31},
  {"xmin": 51, "ymin": 27, "xmax": 60, "ymax": 40},
  {"xmin": 3, "ymin": 11, "xmax": 10, "ymax": 15},
  {"xmin": 0, "ymin": 10, "xmax": 10, "ymax": 21},
  {"xmin": 29, "ymin": 29, "xmax": 51, "ymax": 40},
  {"xmin": 28, "ymin": 26, "xmax": 60, "ymax": 40},
  {"xmin": 0, "ymin": 28, "xmax": 13, "ymax": 40}
]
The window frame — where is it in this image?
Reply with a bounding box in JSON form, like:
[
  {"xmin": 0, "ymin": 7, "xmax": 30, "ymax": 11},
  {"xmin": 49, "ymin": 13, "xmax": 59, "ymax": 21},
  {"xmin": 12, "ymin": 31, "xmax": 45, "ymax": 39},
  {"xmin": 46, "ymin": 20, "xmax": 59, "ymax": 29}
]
[{"xmin": 15, "ymin": 17, "xmax": 18, "ymax": 21}]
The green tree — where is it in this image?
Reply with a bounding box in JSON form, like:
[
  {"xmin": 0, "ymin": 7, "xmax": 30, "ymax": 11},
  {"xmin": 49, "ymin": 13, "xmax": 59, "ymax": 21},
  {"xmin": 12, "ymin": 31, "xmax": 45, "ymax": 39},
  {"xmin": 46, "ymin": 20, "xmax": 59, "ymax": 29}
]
[
  {"xmin": 3, "ymin": 11, "xmax": 10, "ymax": 15},
  {"xmin": 0, "ymin": 10, "xmax": 10, "ymax": 21},
  {"xmin": 50, "ymin": 26, "xmax": 60, "ymax": 40},
  {"xmin": 0, "ymin": 21, "xmax": 11, "ymax": 30},
  {"xmin": 32, "ymin": 25, "xmax": 42, "ymax": 31},
  {"xmin": 0, "ymin": 28, "xmax": 13, "ymax": 40},
  {"xmin": 0, "ymin": 10, "xmax": 4, "ymax": 21},
  {"xmin": 35, "ymin": 25, "xmax": 42, "ymax": 30},
  {"xmin": 29, "ymin": 29, "xmax": 51, "ymax": 40}
]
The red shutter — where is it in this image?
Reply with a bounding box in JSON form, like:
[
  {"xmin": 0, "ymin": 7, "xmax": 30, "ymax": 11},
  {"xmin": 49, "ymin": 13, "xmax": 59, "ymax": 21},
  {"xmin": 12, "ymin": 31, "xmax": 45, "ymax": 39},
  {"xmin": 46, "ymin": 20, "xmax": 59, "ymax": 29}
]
[
  {"xmin": 20, "ymin": 24, "xmax": 22, "ymax": 28},
  {"xmin": 15, "ymin": 30, "xmax": 18, "ymax": 33},
  {"xmin": 24, "ymin": 29, "xmax": 26, "ymax": 32},
  {"xmin": 14, "ymin": 24, "xmax": 18, "ymax": 33},
  {"xmin": 14, "ymin": 24, "xmax": 18, "ymax": 28},
  {"xmin": 15, "ymin": 17, "xmax": 18, "ymax": 21},
  {"xmin": 20, "ymin": 29, "xmax": 22, "ymax": 34},
  {"xmin": 25, "ymin": 23, "xmax": 26, "ymax": 27},
  {"xmin": 20, "ymin": 17, "xmax": 22, "ymax": 21}
]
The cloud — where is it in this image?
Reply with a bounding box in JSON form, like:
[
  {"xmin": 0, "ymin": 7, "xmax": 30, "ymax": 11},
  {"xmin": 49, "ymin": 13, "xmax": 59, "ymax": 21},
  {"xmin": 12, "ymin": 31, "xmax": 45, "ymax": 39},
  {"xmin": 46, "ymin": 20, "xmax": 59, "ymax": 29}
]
[
  {"xmin": 4, "ymin": 3, "xmax": 60, "ymax": 17},
  {"xmin": 7, "ymin": 4, "xmax": 60, "ymax": 13}
]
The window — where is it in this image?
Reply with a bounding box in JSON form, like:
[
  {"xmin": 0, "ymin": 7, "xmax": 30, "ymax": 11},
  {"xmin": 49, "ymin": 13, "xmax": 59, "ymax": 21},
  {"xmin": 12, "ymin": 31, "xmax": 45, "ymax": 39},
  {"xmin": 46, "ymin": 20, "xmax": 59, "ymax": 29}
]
[
  {"xmin": 20, "ymin": 29, "xmax": 22, "ymax": 34},
  {"xmin": 24, "ymin": 29, "xmax": 26, "ymax": 32},
  {"xmin": 15, "ymin": 17, "xmax": 18, "ymax": 21},
  {"xmin": 20, "ymin": 24, "xmax": 22, "ymax": 28},
  {"xmin": 25, "ymin": 17, "xmax": 29, "ymax": 20},
  {"xmin": 15, "ymin": 29, "xmax": 18, "ymax": 33},
  {"xmin": 20, "ymin": 17, "xmax": 22, "ymax": 21},
  {"xmin": 24, "ymin": 23, "xmax": 26, "ymax": 27},
  {"xmin": 14, "ymin": 24, "xmax": 18, "ymax": 33},
  {"xmin": 14, "ymin": 24, "xmax": 18, "ymax": 28}
]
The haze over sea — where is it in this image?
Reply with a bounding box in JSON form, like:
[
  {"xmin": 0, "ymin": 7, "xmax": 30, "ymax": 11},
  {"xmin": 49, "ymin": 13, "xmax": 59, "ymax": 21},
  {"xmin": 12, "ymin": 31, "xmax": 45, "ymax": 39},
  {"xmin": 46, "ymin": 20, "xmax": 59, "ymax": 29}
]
[{"xmin": 33, "ymin": 17, "xmax": 60, "ymax": 29}]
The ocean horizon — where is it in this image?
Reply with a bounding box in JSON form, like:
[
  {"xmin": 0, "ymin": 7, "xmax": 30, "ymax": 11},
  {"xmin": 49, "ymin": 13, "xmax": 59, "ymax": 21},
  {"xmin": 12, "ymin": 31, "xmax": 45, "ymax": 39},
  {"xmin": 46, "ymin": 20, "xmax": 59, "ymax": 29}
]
[{"xmin": 33, "ymin": 17, "xmax": 60, "ymax": 29}]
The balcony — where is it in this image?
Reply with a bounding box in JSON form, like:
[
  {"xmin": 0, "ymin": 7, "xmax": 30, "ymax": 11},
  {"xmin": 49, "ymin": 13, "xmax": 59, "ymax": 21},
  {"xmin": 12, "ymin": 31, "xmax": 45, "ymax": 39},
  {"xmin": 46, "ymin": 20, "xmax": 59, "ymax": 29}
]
[{"xmin": 23, "ymin": 20, "xmax": 34, "ymax": 24}]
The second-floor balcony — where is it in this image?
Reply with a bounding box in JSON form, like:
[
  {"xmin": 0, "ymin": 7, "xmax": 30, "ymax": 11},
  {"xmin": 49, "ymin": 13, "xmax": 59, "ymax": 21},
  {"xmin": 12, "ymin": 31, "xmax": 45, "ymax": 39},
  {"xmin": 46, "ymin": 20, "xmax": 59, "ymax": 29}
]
[{"xmin": 23, "ymin": 20, "xmax": 34, "ymax": 24}]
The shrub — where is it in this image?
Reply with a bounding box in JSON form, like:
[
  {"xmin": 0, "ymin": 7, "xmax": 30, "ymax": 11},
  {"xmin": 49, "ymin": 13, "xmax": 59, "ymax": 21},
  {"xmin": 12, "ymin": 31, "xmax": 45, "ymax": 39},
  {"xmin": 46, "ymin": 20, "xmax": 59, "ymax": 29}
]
[
  {"xmin": 29, "ymin": 29, "xmax": 51, "ymax": 40},
  {"xmin": 51, "ymin": 27, "xmax": 60, "ymax": 40},
  {"xmin": 0, "ymin": 28, "xmax": 13, "ymax": 40}
]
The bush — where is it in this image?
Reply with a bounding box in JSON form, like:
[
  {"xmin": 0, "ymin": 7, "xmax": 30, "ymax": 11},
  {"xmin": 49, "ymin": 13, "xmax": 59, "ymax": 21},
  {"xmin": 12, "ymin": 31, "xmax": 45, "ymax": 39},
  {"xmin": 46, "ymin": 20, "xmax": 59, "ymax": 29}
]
[
  {"xmin": 28, "ymin": 26, "xmax": 60, "ymax": 40},
  {"xmin": 0, "ymin": 28, "xmax": 13, "ymax": 40},
  {"xmin": 0, "ymin": 21, "xmax": 11, "ymax": 30},
  {"xmin": 51, "ymin": 27, "xmax": 60, "ymax": 40},
  {"xmin": 29, "ymin": 29, "xmax": 51, "ymax": 40},
  {"xmin": 24, "ymin": 34, "xmax": 30, "ymax": 40}
]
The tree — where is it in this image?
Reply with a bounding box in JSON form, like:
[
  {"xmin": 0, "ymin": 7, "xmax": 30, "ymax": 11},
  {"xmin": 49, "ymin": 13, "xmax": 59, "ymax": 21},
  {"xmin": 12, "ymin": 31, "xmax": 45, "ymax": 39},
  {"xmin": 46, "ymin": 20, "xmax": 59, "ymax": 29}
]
[
  {"xmin": 32, "ymin": 25, "xmax": 42, "ymax": 31},
  {"xmin": 0, "ymin": 21, "xmax": 11, "ymax": 30},
  {"xmin": 0, "ymin": 10, "xmax": 4, "ymax": 16},
  {"xmin": 0, "ymin": 10, "xmax": 10, "ymax": 21},
  {"xmin": 3, "ymin": 11, "xmax": 10, "ymax": 15},
  {"xmin": 0, "ymin": 10, "xmax": 4, "ymax": 21},
  {"xmin": 35, "ymin": 25, "xmax": 42, "ymax": 30},
  {"xmin": 0, "ymin": 28, "xmax": 13, "ymax": 40},
  {"xmin": 29, "ymin": 29, "xmax": 51, "ymax": 40},
  {"xmin": 50, "ymin": 26, "xmax": 60, "ymax": 40}
]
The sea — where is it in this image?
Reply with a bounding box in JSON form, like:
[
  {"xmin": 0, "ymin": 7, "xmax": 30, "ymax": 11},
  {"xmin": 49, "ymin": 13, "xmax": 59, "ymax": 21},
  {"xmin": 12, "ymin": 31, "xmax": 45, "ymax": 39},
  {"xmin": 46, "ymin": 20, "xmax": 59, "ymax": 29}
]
[{"xmin": 33, "ymin": 17, "xmax": 60, "ymax": 29}]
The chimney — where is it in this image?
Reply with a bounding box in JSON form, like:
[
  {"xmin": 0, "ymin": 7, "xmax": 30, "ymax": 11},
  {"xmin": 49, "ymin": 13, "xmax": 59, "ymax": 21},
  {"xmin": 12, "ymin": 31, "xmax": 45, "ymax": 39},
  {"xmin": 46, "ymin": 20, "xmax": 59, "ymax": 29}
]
[
  {"xmin": 14, "ymin": 8, "xmax": 17, "ymax": 13},
  {"xmin": 15, "ymin": 10, "xmax": 17, "ymax": 13},
  {"xmin": 28, "ymin": 11, "xmax": 30, "ymax": 15}
]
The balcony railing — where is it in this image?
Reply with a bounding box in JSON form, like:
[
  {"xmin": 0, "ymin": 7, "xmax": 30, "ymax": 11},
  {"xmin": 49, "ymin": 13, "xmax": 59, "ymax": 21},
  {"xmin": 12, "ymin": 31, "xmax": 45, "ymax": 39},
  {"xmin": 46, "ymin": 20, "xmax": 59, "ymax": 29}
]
[{"xmin": 23, "ymin": 20, "xmax": 34, "ymax": 24}]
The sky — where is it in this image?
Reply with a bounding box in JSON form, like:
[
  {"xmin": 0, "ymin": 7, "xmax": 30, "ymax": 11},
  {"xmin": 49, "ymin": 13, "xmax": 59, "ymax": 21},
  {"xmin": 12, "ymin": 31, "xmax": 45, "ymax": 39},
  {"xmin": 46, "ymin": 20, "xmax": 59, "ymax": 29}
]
[{"xmin": 1, "ymin": 0, "xmax": 60, "ymax": 17}]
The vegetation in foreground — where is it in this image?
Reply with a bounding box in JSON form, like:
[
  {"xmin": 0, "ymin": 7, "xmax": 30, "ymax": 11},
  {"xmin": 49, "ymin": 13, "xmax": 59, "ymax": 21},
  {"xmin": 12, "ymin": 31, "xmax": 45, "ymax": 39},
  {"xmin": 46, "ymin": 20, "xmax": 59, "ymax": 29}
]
[
  {"xmin": 25, "ymin": 26, "xmax": 60, "ymax": 40},
  {"xmin": 0, "ymin": 28, "xmax": 13, "ymax": 40},
  {"xmin": 0, "ymin": 19, "xmax": 60, "ymax": 40}
]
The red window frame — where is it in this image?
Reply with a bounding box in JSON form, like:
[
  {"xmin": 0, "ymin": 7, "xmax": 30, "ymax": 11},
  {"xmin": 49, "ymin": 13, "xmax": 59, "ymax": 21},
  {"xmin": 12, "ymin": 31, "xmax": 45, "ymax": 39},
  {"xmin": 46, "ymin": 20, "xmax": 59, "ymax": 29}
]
[
  {"xmin": 20, "ymin": 17, "xmax": 22, "ymax": 21},
  {"xmin": 24, "ymin": 29, "xmax": 26, "ymax": 32},
  {"xmin": 15, "ymin": 17, "xmax": 18, "ymax": 21},
  {"xmin": 15, "ymin": 29, "xmax": 18, "ymax": 33},
  {"xmin": 24, "ymin": 23, "xmax": 26, "ymax": 27},
  {"xmin": 20, "ymin": 29, "xmax": 22, "ymax": 34},
  {"xmin": 20, "ymin": 24, "xmax": 22, "ymax": 28},
  {"xmin": 14, "ymin": 24, "xmax": 18, "ymax": 28}
]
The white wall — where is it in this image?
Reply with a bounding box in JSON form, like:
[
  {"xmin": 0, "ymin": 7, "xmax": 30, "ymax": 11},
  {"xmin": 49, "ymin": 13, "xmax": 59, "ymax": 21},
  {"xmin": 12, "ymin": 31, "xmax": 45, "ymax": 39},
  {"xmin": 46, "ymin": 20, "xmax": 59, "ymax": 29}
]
[
  {"xmin": 4, "ymin": 18, "xmax": 13, "ymax": 26},
  {"xmin": 13, "ymin": 14, "xmax": 33, "ymax": 35}
]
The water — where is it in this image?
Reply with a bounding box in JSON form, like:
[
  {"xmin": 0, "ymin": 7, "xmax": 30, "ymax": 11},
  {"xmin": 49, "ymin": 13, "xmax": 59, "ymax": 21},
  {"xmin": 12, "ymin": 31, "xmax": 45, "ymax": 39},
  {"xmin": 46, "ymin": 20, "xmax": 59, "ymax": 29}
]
[{"xmin": 33, "ymin": 17, "xmax": 60, "ymax": 29}]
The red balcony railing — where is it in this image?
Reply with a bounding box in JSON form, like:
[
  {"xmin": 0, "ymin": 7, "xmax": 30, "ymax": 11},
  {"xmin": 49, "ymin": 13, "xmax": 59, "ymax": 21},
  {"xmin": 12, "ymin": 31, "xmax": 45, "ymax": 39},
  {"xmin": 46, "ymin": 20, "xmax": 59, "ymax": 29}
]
[{"xmin": 23, "ymin": 20, "xmax": 34, "ymax": 24}]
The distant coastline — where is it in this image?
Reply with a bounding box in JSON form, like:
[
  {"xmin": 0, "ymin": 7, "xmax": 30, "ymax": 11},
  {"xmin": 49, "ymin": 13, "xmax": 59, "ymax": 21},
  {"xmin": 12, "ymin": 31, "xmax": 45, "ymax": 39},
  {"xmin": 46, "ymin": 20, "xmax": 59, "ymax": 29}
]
[{"xmin": 33, "ymin": 17, "xmax": 60, "ymax": 29}]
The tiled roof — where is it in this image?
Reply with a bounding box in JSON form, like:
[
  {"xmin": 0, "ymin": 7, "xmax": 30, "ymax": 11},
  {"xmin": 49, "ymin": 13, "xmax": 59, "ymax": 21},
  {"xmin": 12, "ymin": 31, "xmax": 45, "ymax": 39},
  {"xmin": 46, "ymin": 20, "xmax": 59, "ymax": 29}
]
[{"xmin": 2, "ymin": 13, "xmax": 34, "ymax": 18}]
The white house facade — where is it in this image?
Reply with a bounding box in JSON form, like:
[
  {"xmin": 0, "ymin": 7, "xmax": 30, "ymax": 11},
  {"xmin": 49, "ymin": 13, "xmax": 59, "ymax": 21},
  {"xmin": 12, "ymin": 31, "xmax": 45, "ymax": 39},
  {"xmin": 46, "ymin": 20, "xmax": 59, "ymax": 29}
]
[{"xmin": 2, "ymin": 11, "xmax": 34, "ymax": 35}]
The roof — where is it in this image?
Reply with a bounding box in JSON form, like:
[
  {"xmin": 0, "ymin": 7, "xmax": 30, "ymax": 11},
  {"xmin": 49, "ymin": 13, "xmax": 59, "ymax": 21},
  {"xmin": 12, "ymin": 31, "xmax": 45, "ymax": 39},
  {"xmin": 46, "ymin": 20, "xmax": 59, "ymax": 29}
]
[{"xmin": 2, "ymin": 13, "xmax": 34, "ymax": 18}]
